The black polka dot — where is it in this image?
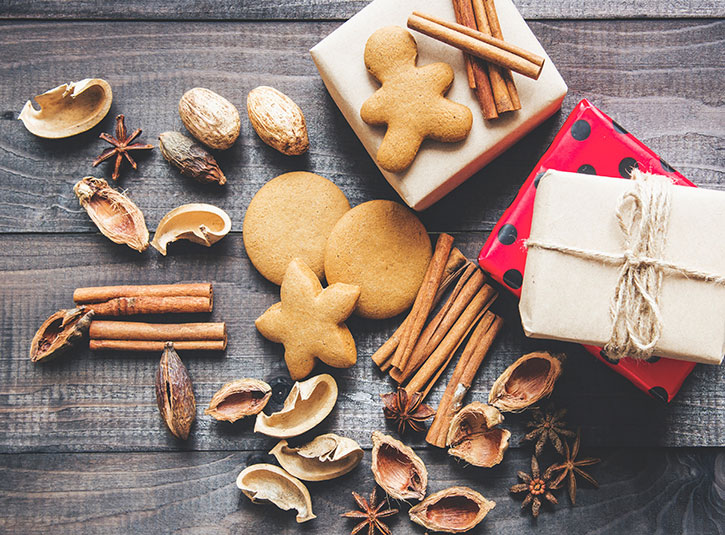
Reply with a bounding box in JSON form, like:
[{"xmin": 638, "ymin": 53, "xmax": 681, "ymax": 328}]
[
  {"xmin": 600, "ymin": 349, "xmax": 619, "ymax": 365},
  {"xmin": 619, "ymin": 157, "xmax": 638, "ymax": 178},
  {"xmin": 612, "ymin": 119, "xmax": 628, "ymax": 135},
  {"xmin": 649, "ymin": 386, "xmax": 669, "ymax": 403},
  {"xmin": 497, "ymin": 224, "xmax": 517, "ymax": 245},
  {"xmin": 660, "ymin": 158, "xmax": 675, "ymax": 174},
  {"xmin": 570, "ymin": 119, "xmax": 591, "ymax": 141},
  {"xmin": 534, "ymin": 171, "xmax": 545, "ymax": 188},
  {"xmin": 644, "ymin": 355, "xmax": 661, "ymax": 364},
  {"xmin": 503, "ymin": 269, "xmax": 523, "ymax": 289},
  {"xmin": 577, "ymin": 164, "xmax": 596, "ymax": 175}
]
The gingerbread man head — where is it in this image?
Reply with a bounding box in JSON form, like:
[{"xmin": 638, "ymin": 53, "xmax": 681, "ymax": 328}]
[{"xmin": 361, "ymin": 26, "xmax": 472, "ymax": 173}]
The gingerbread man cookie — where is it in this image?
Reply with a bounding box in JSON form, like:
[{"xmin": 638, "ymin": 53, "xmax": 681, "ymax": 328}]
[{"xmin": 361, "ymin": 26, "xmax": 473, "ymax": 173}]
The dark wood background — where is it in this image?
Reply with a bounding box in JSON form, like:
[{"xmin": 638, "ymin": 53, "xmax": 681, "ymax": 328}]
[{"xmin": 0, "ymin": 1, "xmax": 723, "ymax": 533}]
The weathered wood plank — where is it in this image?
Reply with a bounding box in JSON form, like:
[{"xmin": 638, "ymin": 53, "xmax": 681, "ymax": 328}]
[
  {"xmin": 0, "ymin": 0, "xmax": 722, "ymax": 21},
  {"xmin": 0, "ymin": 20, "xmax": 722, "ymax": 233},
  {"xmin": 1, "ymin": 232, "xmax": 722, "ymax": 452},
  {"xmin": 0, "ymin": 448, "xmax": 722, "ymax": 534}
]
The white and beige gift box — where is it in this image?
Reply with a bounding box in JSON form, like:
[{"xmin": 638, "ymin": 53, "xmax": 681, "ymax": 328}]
[
  {"xmin": 520, "ymin": 170, "xmax": 725, "ymax": 365},
  {"xmin": 310, "ymin": 0, "xmax": 567, "ymax": 211}
]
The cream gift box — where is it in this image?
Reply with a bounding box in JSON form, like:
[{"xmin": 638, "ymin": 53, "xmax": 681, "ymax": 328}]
[
  {"xmin": 310, "ymin": 0, "xmax": 567, "ymax": 211},
  {"xmin": 519, "ymin": 170, "xmax": 725, "ymax": 365}
]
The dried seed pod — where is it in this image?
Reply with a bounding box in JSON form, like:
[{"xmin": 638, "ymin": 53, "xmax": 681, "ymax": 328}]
[
  {"xmin": 204, "ymin": 378, "xmax": 271, "ymax": 423},
  {"xmin": 254, "ymin": 374, "xmax": 338, "ymax": 438},
  {"xmin": 178, "ymin": 87, "xmax": 240, "ymax": 150},
  {"xmin": 158, "ymin": 131, "xmax": 226, "ymax": 185},
  {"xmin": 29, "ymin": 307, "xmax": 94, "ymax": 363},
  {"xmin": 247, "ymin": 86, "xmax": 309, "ymax": 156},
  {"xmin": 155, "ymin": 342, "xmax": 196, "ymax": 440},
  {"xmin": 446, "ymin": 402, "xmax": 510, "ymax": 468},
  {"xmin": 74, "ymin": 176, "xmax": 149, "ymax": 252},
  {"xmin": 488, "ymin": 351, "xmax": 564, "ymax": 412},
  {"xmin": 19, "ymin": 78, "xmax": 112, "ymax": 138},
  {"xmin": 371, "ymin": 430, "xmax": 427, "ymax": 501},
  {"xmin": 409, "ymin": 486, "xmax": 495, "ymax": 533},
  {"xmin": 269, "ymin": 433, "xmax": 363, "ymax": 481},
  {"xmin": 237, "ymin": 463, "xmax": 316, "ymax": 523},
  {"xmin": 150, "ymin": 203, "xmax": 231, "ymax": 255}
]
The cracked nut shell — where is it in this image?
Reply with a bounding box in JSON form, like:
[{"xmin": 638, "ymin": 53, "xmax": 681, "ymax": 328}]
[
  {"xmin": 269, "ymin": 433, "xmax": 363, "ymax": 481},
  {"xmin": 488, "ymin": 351, "xmax": 564, "ymax": 412},
  {"xmin": 29, "ymin": 307, "xmax": 94, "ymax": 363},
  {"xmin": 409, "ymin": 486, "xmax": 495, "ymax": 533},
  {"xmin": 204, "ymin": 378, "xmax": 271, "ymax": 423},
  {"xmin": 446, "ymin": 402, "xmax": 510, "ymax": 468},
  {"xmin": 371, "ymin": 430, "xmax": 427, "ymax": 501},
  {"xmin": 237, "ymin": 463, "xmax": 316, "ymax": 523}
]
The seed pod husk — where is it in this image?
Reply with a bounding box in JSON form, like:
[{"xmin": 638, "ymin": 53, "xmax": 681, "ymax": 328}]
[
  {"xmin": 269, "ymin": 433, "xmax": 363, "ymax": 481},
  {"xmin": 237, "ymin": 463, "xmax": 316, "ymax": 523},
  {"xmin": 488, "ymin": 351, "xmax": 564, "ymax": 412},
  {"xmin": 204, "ymin": 378, "xmax": 271, "ymax": 423},
  {"xmin": 29, "ymin": 307, "xmax": 94, "ymax": 363},
  {"xmin": 155, "ymin": 342, "xmax": 196, "ymax": 439},
  {"xmin": 73, "ymin": 176, "xmax": 149, "ymax": 252},
  {"xmin": 446, "ymin": 402, "xmax": 510, "ymax": 468},
  {"xmin": 178, "ymin": 87, "xmax": 240, "ymax": 150},
  {"xmin": 150, "ymin": 203, "xmax": 232, "ymax": 255},
  {"xmin": 247, "ymin": 86, "xmax": 309, "ymax": 156},
  {"xmin": 158, "ymin": 131, "xmax": 226, "ymax": 185},
  {"xmin": 371, "ymin": 430, "xmax": 427, "ymax": 501},
  {"xmin": 409, "ymin": 486, "xmax": 495, "ymax": 533}
]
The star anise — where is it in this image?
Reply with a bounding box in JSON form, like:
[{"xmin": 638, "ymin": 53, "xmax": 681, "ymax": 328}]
[
  {"xmin": 341, "ymin": 487, "xmax": 398, "ymax": 535},
  {"xmin": 381, "ymin": 388, "xmax": 435, "ymax": 435},
  {"xmin": 510, "ymin": 455, "xmax": 560, "ymax": 518},
  {"xmin": 545, "ymin": 429, "xmax": 600, "ymax": 504},
  {"xmin": 522, "ymin": 403, "xmax": 576, "ymax": 456},
  {"xmin": 93, "ymin": 114, "xmax": 153, "ymax": 180}
]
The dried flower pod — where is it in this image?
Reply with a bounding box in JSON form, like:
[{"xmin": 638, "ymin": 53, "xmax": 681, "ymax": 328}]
[
  {"xmin": 150, "ymin": 203, "xmax": 231, "ymax": 255},
  {"xmin": 237, "ymin": 463, "xmax": 316, "ymax": 523},
  {"xmin": 74, "ymin": 176, "xmax": 149, "ymax": 252},
  {"xmin": 247, "ymin": 86, "xmax": 309, "ymax": 156},
  {"xmin": 488, "ymin": 352, "xmax": 564, "ymax": 411},
  {"xmin": 155, "ymin": 342, "xmax": 196, "ymax": 439},
  {"xmin": 409, "ymin": 486, "xmax": 495, "ymax": 533},
  {"xmin": 254, "ymin": 374, "xmax": 337, "ymax": 438},
  {"xmin": 29, "ymin": 307, "xmax": 94, "ymax": 363},
  {"xmin": 371, "ymin": 430, "xmax": 427, "ymax": 501},
  {"xmin": 446, "ymin": 402, "xmax": 510, "ymax": 468},
  {"xmin": 178, "ymin": 87, "xmax": 240, "ymax": 150},
  {"xmin": 204, "ymin": 378, "xmax": 271, "ymax": 423},
  {"xmin": 158, "ymin": 131, "xmax": 226, "ymax": 185},
  {"xmin": 19, "ymin": 78, "xmax": 112, "ymax": 138},
  {"xmin": 269, "ymin": 433, "xmax": 363, "ymax": 481}
]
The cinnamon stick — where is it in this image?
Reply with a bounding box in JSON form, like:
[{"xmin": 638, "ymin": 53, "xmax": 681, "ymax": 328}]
[
  {"xmin": 85, "ymin": 296, "xmax": 213, "ymax": 316},
  {"xmin": 90, "ymin": 321, "xmax": 226, "ymax": 341},
  {"xmin": 390, "ymin": 233, "xmax": 455, "ymax": 371},
  {"xmin": 426, "ymin": 312, "xmax": 503, "ymax": 447},
  {"xmin": 480, "ymin": 0, "xmax": 521, "ymax": 108},
  {"xmin": 90, "ymin": 339, "xmax": 226, "ymax": 351},
  {"xmin": 74, "ymin": 283, "xmax": 212, "ymax": 304},
  {"xmin": 451, "ymin": 0, "xmax": 477, "ymax": 89}
]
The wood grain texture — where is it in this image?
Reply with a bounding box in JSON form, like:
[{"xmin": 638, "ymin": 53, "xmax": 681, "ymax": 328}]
[
  {"xmin": 0, "ymin": 0, "xmax": 723, "ymax": 20},
  {"xmin": 0, "ymin": 448, "xmax": 722, "ymax": 534},
  {"xmin": 0, "ymin": 20, "xmax": 722, "ymax": 233},
  {"xmin": 1, "ymin": 232, "xmax": 723, "ymax": 452}
]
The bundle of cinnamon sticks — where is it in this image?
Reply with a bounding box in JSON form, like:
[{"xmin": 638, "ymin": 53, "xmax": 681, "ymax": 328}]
[{"xmin": 74, "ymin": 283, "xmax": 226, "ymax": 351}]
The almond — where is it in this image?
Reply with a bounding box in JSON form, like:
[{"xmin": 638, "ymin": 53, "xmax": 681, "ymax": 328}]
[
  {"xmin": 247, "ymin": 86, "xmax": 309, "ymax": 156},
  {"xmin": 178, "ymin": 87, "xmax": 240, "ymax": 150}
]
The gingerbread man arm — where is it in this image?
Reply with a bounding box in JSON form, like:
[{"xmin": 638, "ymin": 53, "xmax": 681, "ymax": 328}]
[
  {"xmin": 426, "ymin": 97, "xmax": 474, "ymax": 142},
  {"xmin": 360, "ymin": 90, "xmax": 390, "ymax": 126},
  {"xmin": 418, "ymin": 63, "xmax": 455, "ymax": 95}
]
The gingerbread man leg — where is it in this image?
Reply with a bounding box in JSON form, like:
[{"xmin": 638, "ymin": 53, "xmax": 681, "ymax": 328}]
[{"xmin": 376, "ymin": 125, "xmax": 425, "ymax": 173}]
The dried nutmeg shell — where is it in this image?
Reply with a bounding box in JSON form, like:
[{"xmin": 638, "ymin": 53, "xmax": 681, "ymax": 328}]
[
  {"xmin": 29, "ymin": 307, "xmax": 94, "ymax": 363},
  {"xmin": 409, "ymin": 486, "xmax": 495, "ymax": 533},
  {"xmin": 488, "ymin": 351, "xmax": 564, "ymax": 412},
  {"xmin": 158, "ymin": 131, "xmax": 226, "ymax": 185},
  {"xmin": 237, "ymin": 463, "xmax": 316, "ymax": 523},
  {"xmin": 446, "ymin": 402, "xmax": 510, "ymax": 468},
  {"xmin": 74, "ymin": 176, "xmax": 149, "ymax": 252},
  {"xmin": 150, "ymin": 203, "xmax": 232, "ymax": 256},
  {"xmin": 155, "ymin": 342, "xmax": 196, "ymax": 440},
  {"xmin": 247, "ymin": 86, "xmax": 309, "ymax": 156},
  {"xmin": 371, "ymin": 430, "xmax": 427, "ymax": 501},
  {"xmin": 204, "ymin": 378, "xmax": 272, "ymax": 423},
  {"xmin": 179, "ymin": 87, "xmax": 240, "ymax": 150},
  {"xmin": 269, "ymin": 433, "xmax": 363, "ymax": 481}
]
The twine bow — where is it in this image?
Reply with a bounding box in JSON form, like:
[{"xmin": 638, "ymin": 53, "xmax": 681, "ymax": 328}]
[{"xmin": 526, "ymin": 169, "xmax": 725, "ymax": 361}]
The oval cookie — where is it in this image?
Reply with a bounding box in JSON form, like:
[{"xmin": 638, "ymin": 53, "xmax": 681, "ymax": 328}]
[
  {"xmin": 243, "ymin": 172, "xmax": 350, "ymax": 285},
  {"xmin": 325, "ymin": 200, "xmax": 431, "ymax": 319}
]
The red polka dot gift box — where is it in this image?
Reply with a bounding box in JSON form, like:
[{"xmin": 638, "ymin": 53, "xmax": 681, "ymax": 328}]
[{"xmin": 478, "ymin": 98, "xmax": 705, "ymax": 402}]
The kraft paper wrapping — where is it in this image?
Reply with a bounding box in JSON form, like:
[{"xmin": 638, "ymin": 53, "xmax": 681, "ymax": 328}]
[
  {"xmin": 310, "ymin": 0, "xmax": 567, "ymax": 211},
  {"xmin": 520, "ymin": 170, "xmax": 725, "ymax": 365}
]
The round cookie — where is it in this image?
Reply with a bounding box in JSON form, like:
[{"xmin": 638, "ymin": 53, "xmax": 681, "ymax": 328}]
[
  {"xmin": 243, "ymin": 172, "xmax": 350, "ymax": 285},
  {"xmin": 324, "ymin": 200, "xmax": 431, "ymax": 319}
]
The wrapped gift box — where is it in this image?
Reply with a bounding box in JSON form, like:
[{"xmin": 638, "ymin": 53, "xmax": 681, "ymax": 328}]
[
  {"xmin": 310, "ymin": 0, "xmax": 567, "ymax": 211},
  {"xmin": 478, "ymin": 99, "xmax": 705, "ymax": 402}
]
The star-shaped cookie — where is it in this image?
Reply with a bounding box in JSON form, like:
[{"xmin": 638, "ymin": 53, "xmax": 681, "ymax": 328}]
[{"xmin": 255, "ymin": 258, "xmax": 360, "ymax": 380}]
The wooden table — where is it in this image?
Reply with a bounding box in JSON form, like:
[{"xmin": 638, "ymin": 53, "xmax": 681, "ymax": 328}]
[{"xmin": 1, "ymin": 1, "xmax": 723, "ymax": 533}]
